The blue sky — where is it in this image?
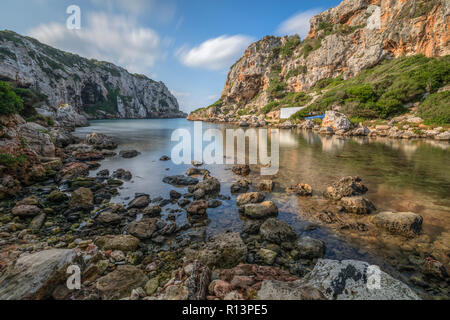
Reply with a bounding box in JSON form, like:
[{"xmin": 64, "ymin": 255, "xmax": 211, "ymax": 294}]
[{"xmin": 0, "ymin": 0, "xmax": 341, "ymax": 112}]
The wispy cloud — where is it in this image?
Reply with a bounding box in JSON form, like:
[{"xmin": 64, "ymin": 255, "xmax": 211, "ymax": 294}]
[
  {"xmin": 276, "ymin": 8, "xmax": 322, "ymax": 39},
  {"xmin": 28, "ymin": 12, "xmax": 167, "ymax": 75},
  {"xmin": 176, "ymin": 35, "xmax": 254, "ymax": 71},
  {"xmin": 89, "ymin": 0, "xmax": 177, "ymax": 22}
]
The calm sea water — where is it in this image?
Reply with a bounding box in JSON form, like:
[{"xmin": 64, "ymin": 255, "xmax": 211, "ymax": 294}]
[{"xmin": 74, "ymin": 119, "xmax": 450, "ymax": 278}]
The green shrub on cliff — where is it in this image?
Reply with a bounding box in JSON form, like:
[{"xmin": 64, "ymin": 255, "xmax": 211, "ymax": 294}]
[
  {"xmin": 0, "ymin": 81, "xmax": 23, "ymax": 115},
  {"xmin": 418, "ymin": 91, "xmax": 450, "ymax": 125},
  {"xmin": 291, "ymin": 54, "xmax": 450, "ymax": 121}
]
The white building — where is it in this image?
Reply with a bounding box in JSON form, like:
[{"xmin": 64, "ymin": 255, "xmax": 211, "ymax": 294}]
[{"xmin": 280, "ymin": 107, "xmax": 306, "ymax": 119}]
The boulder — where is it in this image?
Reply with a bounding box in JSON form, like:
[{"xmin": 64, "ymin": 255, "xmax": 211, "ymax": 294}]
[
  {"xmin": 230, "ymin": 179, "xmax": 250, "ymax": 194},
  {"xmin": 127, "ymin": 218, "xmax": 158, "ymax": 240},
  {"xmin": 96, "ymin": 265, "xmax": 148, "ymax": 300},
  {"xmin": 257, "ymin": 281, "xmax": 326, "ymax": 300},
  {"xmin": 69, "ymin": 187, "xmax": 94, "ymax": 211},
  {"xmin": 301, "ymin": 259, "xmax": 420, "ymax": 300},
  {"xmin": 323, "ymin": 176, "xmax": 368, "ymax": 200},
  {"xmin": 47, "ymin": 190, "xmax": 69, "ymax": 203},
  {"xmin": 242, "ymin": 201, "xmax": 278, "ymax": 220},
  {"xmin": 188, "ymin": 177, "xmax": 221, "ymax": 198},
  {"xmin": 128, "ymin": 195, "xmax": 150, "ymax": 209},
  {"xmin": 196, "ymin": 233, "xmax": 248, "ymax": 269},
  {"xmin": 259, "ymin": 218, "xmax": 298, "ymax": 244},
  {"xmin": 30, "ymin": 213, "xmax": 46, "ymax": 233},
  {"xmin": 57, "ymin": 162, "xmax": 89, "ymax": 182},
  {"xmin": 236, "ymin": 192, "xmax": 265, "ymax": 207},
  {"xmin": 322, "ymin": 111, "xmax": 351, "ymax": 132},
  {"xmin": 297, "ymin": 237, "xmax": 326, "ymax": 259},
  {"xmin": 0, "ymin": 249, "xmax": 76, "ymax": 300},
  {"xmin": 232, "ymin": 165, "xmax": 250, "ymax": 176},
  {"xmin": 95, "ymin": 235, "xmax": 140, "ymax": 252},
  {"xmin": 85, "ymin": 132, "xmax": 118, "ymax": 150},
  {"xmin": 258, "ymin": 249, "xmax": 278, "ymax": 265},
  {"xmin": 374, "ymin": 211, "xmax": 423, "ymax": 237},
  {"xmin": 19, "ymin": 122, "xmax": 55, "ymax": 157},
  {"xmin": 186, "ymin": 200, "xmax": 209, "ymax": 219},
  {"xmin": 11, "ymin": 205, "xmax": 41, "ymax": 218}
]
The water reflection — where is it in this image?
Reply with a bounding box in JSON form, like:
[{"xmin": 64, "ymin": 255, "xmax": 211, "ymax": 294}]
[{"xmin": 74, "ymin": 119, "xmax": 450, "ymax": 260}]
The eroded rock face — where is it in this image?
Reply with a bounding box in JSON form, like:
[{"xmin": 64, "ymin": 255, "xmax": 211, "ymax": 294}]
[
  {"xmin": 374, "ymin": 211, "xmax": 423, "ymax": 237},
  {"xmin": 0, "ymin": 31, "xmax": 185, "ymax": 120},
  {"xmin": 322, "ymin": 111, "xmax": 351, "ymax": 132},
  {"xmin": 0, "ymin": 249, "xmax": 76, "ymax": 300},
  {"xmin": 189, "ymin": 0, "xmax": 448, "ymax": 121},
  {"xmin": 301, "ymin": 259, "xmax": 421, "ymax": 300}
]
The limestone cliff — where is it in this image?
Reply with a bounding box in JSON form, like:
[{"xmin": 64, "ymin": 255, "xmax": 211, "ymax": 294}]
[
  {"xmin": 0, "ymin": 31, "xmax": 186, "ymax": 120},
  {"xmin": 188, "ymin": 0, "xmax": 449, "ymax": 122}
]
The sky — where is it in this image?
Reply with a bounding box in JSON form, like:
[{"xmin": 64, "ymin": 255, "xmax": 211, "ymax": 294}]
[{"xmin": 0, "ymin": 0, "xmax": 341, "ymax": 113}]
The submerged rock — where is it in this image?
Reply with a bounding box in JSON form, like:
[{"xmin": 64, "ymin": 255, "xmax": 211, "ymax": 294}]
[
  {"xmin": 232, "ymin": 165, "xmax": 250, "ymax": 176},
  {"xmin": 340, "ymin": 196, "xmax": 376, "ymax": 214},
  {"xmin": 324, "ymin": 176, "xmax": 368, "ymax": 200},
  {"xmin": 163, "ymin": 175, "xmax": 199, "ymax": 186},
  {"xmin": 286, "ymin": 184, "xmax": 313, "ymax": 196},
  {"xmin": 119, "ymin": 150, "xmax": 140, "ymax": 159},
  {"xmin": 374, "ymin": 211, "xmax": 423, "ymax": 237},
  {"xmin": 297, "ymin": 237, "xmax": 326, "ymax": 259}
]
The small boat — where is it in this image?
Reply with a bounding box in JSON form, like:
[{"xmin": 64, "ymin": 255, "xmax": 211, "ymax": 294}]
[{"xmin": 305, "ymin": 114, "xmax": 325, "ymax": 120}]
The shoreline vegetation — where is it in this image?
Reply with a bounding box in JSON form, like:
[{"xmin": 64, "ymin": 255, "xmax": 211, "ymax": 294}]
[{"xmin": 187, "ymin": 55, "xmax": 450, "ymax": 142}]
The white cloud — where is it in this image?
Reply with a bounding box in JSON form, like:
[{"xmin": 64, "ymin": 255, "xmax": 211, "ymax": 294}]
[
  {"xmin": 176, "ymin": 35, "xmax": 254, "ymax": 71},
  {"xmin": 276, "ymin": 8, "xmax": 322, "ymax": 39},
  {"xmin": 28, "ymin": 12, "xmax": 166, "ymax": 74},
  {"xmin": 89, "ymin": 0, "xmax": 176, "ymax": 21}
]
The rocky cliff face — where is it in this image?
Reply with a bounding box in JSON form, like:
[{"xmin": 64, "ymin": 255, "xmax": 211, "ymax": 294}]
[
  {"xmin": 189, "ymin": 0, "xmax": 449, "ymax": 121},
  {"xmin": 0, "ymin": 31, "xmax": 185, "ymax": 120}
]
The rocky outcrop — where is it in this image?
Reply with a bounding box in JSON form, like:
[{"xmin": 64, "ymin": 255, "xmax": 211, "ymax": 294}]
[
  {"xmin": 298, "ymin": 259, "xmax": 421, "ymax": 300},
  {"xmin": 189, "ymin": 0, "xmax": 448, "ymax": 121},
  {"xmin": 0, "ymin": 249, "xmax": 76, "ymax": 300},
  {"xmin": 0, "ymin": 31, "xmax": 185, "ymax": 120}
]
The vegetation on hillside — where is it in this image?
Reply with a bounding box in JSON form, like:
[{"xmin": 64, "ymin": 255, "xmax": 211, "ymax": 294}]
[
  {"xmin": 290, "ymin": 55, "xmax": 450, "ymax": 124},
  {"xmin": 0, "ymin": 81, "xmax": 23, "ymax": 115}
]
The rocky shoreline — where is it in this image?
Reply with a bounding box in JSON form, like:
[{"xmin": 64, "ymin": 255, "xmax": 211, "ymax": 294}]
[
  {"xmin": 0, "ymin": 118, "xmax": 448, "ymax": 300},
  {"xmin": 188, "ymin": 110, "xmax": 450, "ymax": 142}
]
